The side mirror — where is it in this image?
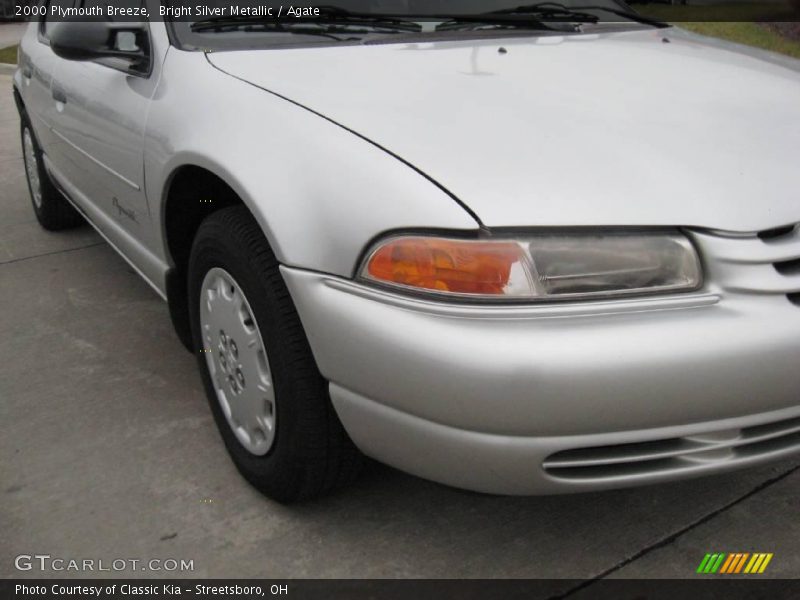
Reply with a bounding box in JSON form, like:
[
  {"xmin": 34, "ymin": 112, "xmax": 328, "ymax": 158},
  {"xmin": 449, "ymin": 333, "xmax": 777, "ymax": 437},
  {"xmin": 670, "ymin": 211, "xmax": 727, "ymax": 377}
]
[{"xmin": 49, "ymin": 18, "xmax": 149, "ymax": 70}]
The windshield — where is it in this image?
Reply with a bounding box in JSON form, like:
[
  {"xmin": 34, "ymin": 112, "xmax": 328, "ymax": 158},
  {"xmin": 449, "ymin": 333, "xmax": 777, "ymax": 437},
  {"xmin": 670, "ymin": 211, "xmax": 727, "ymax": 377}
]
[{"xmin": 168, "ymin": 1, "xmax": 647, "ymax": 50}]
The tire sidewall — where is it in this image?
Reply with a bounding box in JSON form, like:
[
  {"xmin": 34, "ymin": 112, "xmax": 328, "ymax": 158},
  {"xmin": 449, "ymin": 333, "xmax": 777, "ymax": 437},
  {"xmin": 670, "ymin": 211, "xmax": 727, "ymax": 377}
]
[
  {"xmin": 19, "ymin": 115, "xmax": 81, "ymax": 231},
  {"xmin": 20, "ymin": 117, "xmax": 47, "ymax": 221},
  {"xmin": 187, "ymin": 213, "xmax": 324, "ymax": 498}
]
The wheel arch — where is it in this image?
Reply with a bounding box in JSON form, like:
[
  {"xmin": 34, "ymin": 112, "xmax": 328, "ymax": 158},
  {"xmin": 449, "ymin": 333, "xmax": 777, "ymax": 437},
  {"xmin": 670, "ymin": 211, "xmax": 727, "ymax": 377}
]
[
  {"xmin": 161, "ymin": 163, "xmax": 276, "ymax": 352},
  {"xmin": 12, "ymin": 84, "xmax": 26, "ymax": 119}
]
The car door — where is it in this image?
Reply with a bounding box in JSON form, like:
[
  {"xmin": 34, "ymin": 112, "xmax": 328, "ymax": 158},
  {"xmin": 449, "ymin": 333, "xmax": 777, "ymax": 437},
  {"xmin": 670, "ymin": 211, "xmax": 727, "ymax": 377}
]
[
  {"xmin": 48, "ymin": 0, "xmax": 157, "ymax": 247},
  {"xmin": 18, "ymin": 0, "xmax": 75, "ymax": 156}
]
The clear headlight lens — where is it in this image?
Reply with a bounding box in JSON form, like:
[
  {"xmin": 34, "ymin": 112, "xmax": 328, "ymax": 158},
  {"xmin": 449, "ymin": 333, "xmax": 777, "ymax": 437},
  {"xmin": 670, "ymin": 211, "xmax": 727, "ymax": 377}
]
[{"xmin": 360, "ymin": 232, "xmax": 702, "ymax": 301}]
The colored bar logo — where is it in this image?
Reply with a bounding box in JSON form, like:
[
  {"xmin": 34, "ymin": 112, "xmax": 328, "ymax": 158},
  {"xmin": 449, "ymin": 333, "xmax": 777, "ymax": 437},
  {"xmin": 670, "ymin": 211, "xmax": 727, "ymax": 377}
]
[{"xmin": 697, "ymin": 553, "xmax": 773, "ymax": 574}]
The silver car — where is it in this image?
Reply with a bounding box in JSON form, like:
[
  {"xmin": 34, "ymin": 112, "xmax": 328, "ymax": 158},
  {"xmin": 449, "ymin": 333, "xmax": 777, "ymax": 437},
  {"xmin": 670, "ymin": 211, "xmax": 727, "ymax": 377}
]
[{"xmin": 13, "ymin": 1, "xmax": 800, "ymax": 502}]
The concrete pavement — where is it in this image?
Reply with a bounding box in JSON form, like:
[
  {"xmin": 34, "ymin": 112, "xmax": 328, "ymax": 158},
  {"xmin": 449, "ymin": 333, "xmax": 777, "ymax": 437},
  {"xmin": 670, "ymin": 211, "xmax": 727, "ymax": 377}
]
[
  {"xmin": 0, "ymin": 22, "xmax": 25, "ymax": 51},
  {"xmin": 1, "ymin": 73, "xmax": 798, "ymax": 586}
]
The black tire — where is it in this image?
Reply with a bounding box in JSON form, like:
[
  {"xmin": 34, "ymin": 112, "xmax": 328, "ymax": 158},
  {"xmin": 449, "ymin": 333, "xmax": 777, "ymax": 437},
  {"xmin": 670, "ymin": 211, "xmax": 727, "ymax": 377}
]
[
  {"xmin": 188, "ymin": 206, "xmax": 363, "ymax": 503},
  {"xmin": 20, "ymin": 115, "xmax": 83, "ymax": 231}
]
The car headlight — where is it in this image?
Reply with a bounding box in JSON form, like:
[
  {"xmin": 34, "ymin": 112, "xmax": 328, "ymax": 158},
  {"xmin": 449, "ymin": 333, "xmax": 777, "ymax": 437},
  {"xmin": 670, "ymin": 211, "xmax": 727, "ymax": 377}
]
[{"xmin": 359, "ymin": 231, "xmax": 702, "ymax": 301}]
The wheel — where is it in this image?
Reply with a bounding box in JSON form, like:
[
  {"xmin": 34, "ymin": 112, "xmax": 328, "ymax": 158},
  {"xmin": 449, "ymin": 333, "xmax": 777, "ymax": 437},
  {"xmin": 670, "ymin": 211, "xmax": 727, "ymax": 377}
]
[
  {"xmin": 20, "ymin": 116, "xmax": 83, "ymax": 231},
  {"xmin": 188, "ymin": 206, "xmax": 363, "ymax": 503}
]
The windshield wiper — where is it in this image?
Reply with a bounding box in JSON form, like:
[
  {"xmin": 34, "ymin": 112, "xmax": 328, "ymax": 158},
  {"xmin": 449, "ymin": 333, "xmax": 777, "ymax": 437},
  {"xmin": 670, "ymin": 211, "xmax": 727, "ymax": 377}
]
[
  {"xmin": 435, "ymin": 7, "xmax": 598, "ymax": 32},
  {"xmin": 191, "ymin": 22, "xmax": 365, "ymax": 42},
  {"xmin": 191, "ymin": 5, "xmax": 422, "ymax": 34},
  {"xmin": 488, "ymin": 2, "xmax": 667, "ymax": 28}
]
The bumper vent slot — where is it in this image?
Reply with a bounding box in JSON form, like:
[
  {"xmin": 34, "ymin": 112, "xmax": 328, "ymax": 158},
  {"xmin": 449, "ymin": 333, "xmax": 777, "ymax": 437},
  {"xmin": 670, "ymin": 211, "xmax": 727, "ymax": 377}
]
[{"xmin": 543, "ymin": 417, "xmax": 800, "ymax": 481}]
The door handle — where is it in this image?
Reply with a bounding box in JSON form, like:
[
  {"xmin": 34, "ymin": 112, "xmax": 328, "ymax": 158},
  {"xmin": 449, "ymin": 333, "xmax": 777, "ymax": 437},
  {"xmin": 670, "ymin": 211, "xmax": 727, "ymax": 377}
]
[
  {"xmin": 52, "ymin": 86, "xmax": 67, "ymax": 104},
  {"xmin": 22, "ymin": 65, "xmax": 32, "ymax": 79}
]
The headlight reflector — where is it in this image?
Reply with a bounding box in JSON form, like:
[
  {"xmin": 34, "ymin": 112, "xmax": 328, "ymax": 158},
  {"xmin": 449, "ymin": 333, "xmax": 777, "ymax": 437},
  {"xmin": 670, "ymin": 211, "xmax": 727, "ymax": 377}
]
[
  {"xmin": 528, "ymin": 234, "xmax": 702, "ymax": 297},
  {"xmin": 361, "ymin": 232, "xmax": 702, "ymax": 301}
]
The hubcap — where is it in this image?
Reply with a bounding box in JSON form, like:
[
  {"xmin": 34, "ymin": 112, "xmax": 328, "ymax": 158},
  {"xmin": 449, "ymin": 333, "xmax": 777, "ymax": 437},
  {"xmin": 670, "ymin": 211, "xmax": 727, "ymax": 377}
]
[
  {"xmin": 23, "ymin": 128, "xmax": 42, "ymax": 209},
  {"xmin": 200, "ymin": 268, "xmax": 276, "ymax": 456}
]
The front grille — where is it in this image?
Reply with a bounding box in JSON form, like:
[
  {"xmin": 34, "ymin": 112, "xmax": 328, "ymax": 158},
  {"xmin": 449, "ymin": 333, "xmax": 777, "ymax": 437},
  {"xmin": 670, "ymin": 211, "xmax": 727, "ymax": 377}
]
[
  {"xmin": 758, "ymin": 225, "xmax": 795, "ymax": 241},
  {"xmin": 694, "ymin": 223, "xmax": 800, "ymax": 307},
  {"xmin": 543, "ymin": 416, "xmax": 800, "ymax": 481},
  {"xmin": 761, "ymin": 223, "xmax": 799, "ymax": 306},
  {"xmin": 775, "ymin": 258, "xmax": 800, "ymax": 276}
]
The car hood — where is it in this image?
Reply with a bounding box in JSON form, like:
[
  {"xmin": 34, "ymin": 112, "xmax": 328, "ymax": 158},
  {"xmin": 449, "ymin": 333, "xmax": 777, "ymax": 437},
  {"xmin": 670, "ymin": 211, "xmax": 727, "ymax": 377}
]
[{"xmin": 208, "ymin": 28, "xmax": 800, "ymax": 232}]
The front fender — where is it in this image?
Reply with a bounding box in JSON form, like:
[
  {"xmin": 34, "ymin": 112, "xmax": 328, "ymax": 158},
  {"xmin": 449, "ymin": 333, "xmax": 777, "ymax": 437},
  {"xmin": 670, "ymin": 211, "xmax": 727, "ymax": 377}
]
[{"xmin": 144, "ymin": 49, "xmax": 479, "ymax": 278}]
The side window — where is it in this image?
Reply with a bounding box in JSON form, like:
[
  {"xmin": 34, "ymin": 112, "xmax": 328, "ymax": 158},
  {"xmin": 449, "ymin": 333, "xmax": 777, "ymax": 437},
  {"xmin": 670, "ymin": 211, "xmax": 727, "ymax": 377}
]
[
  {"xmin": 79, "ymin": 0, "xmax": 147, "ymax": 53},
  {"xmin": 42, "ymin": 0, "xmax": 76, "ymax": 41},
  {"xmin": 115, "ymin": 31, "xmax": 140, "ymax": 52}
]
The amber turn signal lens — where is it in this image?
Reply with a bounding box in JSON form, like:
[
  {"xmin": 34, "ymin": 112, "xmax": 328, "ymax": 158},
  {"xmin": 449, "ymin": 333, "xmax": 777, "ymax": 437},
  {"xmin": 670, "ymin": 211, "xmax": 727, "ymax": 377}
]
[{"xmin": 363, "ymin": 237, "xmax": 528, "ymax": 296}]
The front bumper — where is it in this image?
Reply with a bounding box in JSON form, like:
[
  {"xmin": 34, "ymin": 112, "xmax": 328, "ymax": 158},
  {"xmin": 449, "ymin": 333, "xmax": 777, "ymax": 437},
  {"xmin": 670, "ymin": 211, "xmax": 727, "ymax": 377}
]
[{"xmin": 280, "ymin": 232, "xmax": 800, "ymax": 494}]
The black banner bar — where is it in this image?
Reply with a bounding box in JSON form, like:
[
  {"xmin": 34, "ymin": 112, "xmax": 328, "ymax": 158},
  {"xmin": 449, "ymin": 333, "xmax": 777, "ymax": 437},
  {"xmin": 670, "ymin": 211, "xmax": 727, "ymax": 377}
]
[
  {"xmin": 3, "ymin": 579, "xmax": 800, "ymax": 600},
  {"xmin": 7, "ymin": 0, "xmax": 800, "ymax": 23}
]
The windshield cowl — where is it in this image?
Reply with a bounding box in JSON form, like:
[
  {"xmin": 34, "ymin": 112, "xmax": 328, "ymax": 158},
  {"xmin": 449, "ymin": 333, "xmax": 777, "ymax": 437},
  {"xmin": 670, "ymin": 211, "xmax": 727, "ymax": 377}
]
[{"xmin": 171, "ymin": 1, "xmax": 659, "ymax": 50}]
